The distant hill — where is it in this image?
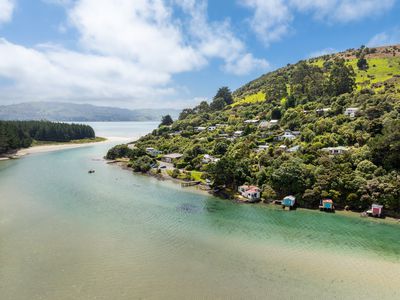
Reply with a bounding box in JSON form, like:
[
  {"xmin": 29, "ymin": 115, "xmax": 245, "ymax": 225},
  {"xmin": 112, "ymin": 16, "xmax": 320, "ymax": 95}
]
[{"xmin": 0, "ymin": 102, "xmax": 180, "ymax": 122}]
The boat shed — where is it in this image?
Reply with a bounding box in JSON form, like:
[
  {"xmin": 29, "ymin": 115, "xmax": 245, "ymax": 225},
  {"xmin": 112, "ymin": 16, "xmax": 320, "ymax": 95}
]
[
  {"xmin": 282, "ymin": 195, "xmax": 296, "ymax": 208},
  {"xmin": 319, "ymin": 199, "xmax": 334, "ymax": 211}
]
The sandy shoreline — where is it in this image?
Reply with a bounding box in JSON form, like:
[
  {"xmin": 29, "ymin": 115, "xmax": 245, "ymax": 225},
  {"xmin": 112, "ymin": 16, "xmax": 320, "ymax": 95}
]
[{"xmin": 0, "ymin": 138, "xmax": 112, "ymax": 160}]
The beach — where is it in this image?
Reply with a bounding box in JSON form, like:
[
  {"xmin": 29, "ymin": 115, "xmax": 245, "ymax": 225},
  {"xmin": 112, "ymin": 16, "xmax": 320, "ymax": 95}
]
[{"xmin": 0, "ymin": 138, "xmax": 112, "ymax": 160}]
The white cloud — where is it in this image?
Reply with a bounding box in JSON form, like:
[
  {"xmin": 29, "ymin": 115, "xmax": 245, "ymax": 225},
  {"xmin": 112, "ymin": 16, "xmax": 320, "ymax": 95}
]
[
  {"xmin": 0, "ymin": 0, "xmax": 15, "ymax": 24},
  {"xmin": 224, "ymin": 53, "xmax": 270, "ymax": 75},
  {"xmin": 0, "ymin": 38, "xmax": 175, "ymax": 106},
  {"xmin": 308, "ymin": 47, "xmax": 337, "ymax": 58},
  {"xmin": 241, "ymin": 0, "xmax": 396, "ymax": 45},
  {"xmin": 0, "ymin": 0, "xmax": 269, "ymax": 108},
  {"xmin": 68, "ymin": 0, "xmax": 205, "ymax": 74},
  {"xmin": 175, "ymin": 0, "xmax": 269, "ymax": 74},
  {"xmin": 367, "ymin": 28, "xmax": 400, "ymax": 47},
  {"xmin": 241, "ymin": 0, "xmax": 292, "ymax": 45}
]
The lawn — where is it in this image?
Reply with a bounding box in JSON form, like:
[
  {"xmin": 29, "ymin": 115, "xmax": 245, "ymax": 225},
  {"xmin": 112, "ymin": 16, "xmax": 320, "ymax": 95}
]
[
  {"xmin": 190, "ymin": 171, "xmax": 205, "ymax": 182},
  {"xmin": 232, "ymin": 91, "xmax": 266, "ymax": 107}
]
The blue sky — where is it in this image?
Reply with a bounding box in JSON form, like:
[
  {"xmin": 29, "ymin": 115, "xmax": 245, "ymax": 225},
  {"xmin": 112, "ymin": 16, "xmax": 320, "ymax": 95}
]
[{"xmin": 0, "ymin": 0, "xmax": 399, "ymax": 109}]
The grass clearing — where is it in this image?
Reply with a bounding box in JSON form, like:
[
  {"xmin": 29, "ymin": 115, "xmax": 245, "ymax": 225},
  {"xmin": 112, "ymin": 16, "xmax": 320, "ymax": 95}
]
[
  {"xmin": 190, "ymin": 171, "xmax": 205, "ymax": 182},
  {"xmin": 311, "ymin": 57, "xmax": 400, "ymax": 90},
  {"xmin": 232, "ymin": 91, "xmax": 266, "ymax": 107}
]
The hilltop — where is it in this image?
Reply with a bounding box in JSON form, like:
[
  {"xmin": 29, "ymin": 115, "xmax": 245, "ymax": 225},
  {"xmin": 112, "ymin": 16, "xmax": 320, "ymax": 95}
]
[
  {"xmin": 0, "ymin": 102, "xmax": 180, "ymax": 122},
  {"xmin": 107, "ymin": 45, "xmax": 400, "ymax": 217},
  {"xmin": 234, "ymin": 44, "xmax": 400, "ymax": 103}
]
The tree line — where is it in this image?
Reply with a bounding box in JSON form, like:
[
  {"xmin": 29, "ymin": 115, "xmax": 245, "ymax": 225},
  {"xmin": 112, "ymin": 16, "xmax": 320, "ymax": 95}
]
[{"xmin": 0, "ymin": 121, "xmax": 95, "ymax": 154}]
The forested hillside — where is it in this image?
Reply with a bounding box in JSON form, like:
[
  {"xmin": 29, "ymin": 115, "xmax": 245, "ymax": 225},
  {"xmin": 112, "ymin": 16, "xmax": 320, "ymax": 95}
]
[
  {"xmin": 108, "ymin": 45, "xmax": 400, "ymax": 216},
  {"xmin": 0, "ymin": 121, "xmax": 95, "ymax": 154}
]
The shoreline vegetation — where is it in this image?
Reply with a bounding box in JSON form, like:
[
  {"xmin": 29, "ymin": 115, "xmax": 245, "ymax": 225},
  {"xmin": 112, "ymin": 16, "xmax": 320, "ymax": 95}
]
[
  {"xmin": 0, "ymin": 137, "xmax": 107, "ymax": 160},
  {"xmin": 107, "ymin": 45, "xmax": 400, "ymax": 220},
  {"xmin": 108, "ymin": 158, "xmax": 400, "ymax": 225}
]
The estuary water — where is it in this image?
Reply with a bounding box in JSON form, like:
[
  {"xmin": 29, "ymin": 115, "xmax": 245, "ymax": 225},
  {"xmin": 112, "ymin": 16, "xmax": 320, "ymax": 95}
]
[{"xmin": 0, "ymin": 122, "xmax": 399, "ymax": 300}]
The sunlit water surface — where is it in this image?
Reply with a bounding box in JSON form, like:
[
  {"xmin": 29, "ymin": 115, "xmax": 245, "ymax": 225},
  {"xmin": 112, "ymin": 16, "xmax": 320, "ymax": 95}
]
[{"xmin": 0, "ymin": 122, "xmax": 399, "ymax": 299}]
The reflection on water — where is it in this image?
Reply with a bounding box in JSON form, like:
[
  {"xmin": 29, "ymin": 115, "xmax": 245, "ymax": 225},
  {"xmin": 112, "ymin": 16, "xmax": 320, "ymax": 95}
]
[{"xmin": 0, "ymin": 122, "xmax": 399, "ymax": 300}]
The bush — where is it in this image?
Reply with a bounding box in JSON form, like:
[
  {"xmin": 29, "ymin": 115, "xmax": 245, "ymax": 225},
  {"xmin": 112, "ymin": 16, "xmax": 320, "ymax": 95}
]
[{"xmin": 171, "ymin": 168, "xmax": 180, "ymax": 178}]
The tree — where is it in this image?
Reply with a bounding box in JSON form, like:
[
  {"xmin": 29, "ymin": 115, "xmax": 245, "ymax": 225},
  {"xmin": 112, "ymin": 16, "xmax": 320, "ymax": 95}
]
[
  {"xmin": 270, "ymin": 158, "xmax": 308, "ymax": 196},
  {"xmin": 160, "ymin": 115, "xmax": 173, "ymax": 126},
  {"xmin": 210, "ymin": 97, "xmax": 226, "ymax": 111},
  {"xmin": 370, "ymin": 120, "xmax": 400, "ymax": 170},
  {"xmin": 214, "ymin": 87, "xmax": 233, "ymax": 105},
  {"xmin": 194, "ymin": 101, "xmax": 210, "ymax": 114},
  {"xmin": 179, "ymin": 108, "xmax": 194, "ymax": 120},
  {"xmin": 357, "ymin": 56, "xmax": 369, "ymax": 71},
  {"xmin": 265, "ymin": 76, "xmax": 287, "ymax": 101},
  {"xmin": 328, "ymin": 59, "xmax": 356, "ymax": 96},
  {"xmin": 271, "ymin": 108, "xmax": 282, "ymax": 120},
  {"xmin": 285, "ymin": 95, "xmax": 296, "ymax": 108},
  {"xmin": 213, "ymin": 141, "xmax": 229, "ymax": 155},
  {"xmin": 289, "ymin": 61, "xmax": 325, "ymax": 100}
]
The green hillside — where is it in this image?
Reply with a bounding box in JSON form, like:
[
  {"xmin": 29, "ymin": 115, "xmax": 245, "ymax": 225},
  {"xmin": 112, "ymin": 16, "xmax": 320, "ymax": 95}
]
[{"xmin": 107, "ymin": 45, "xmax": 400, "ymax": 217}]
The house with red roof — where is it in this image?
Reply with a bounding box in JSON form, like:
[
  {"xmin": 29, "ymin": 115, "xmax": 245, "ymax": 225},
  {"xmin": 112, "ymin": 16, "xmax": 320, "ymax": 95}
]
[{"xmin": 238, "ymin": 185, "xmax": 261, "ymax": 201}]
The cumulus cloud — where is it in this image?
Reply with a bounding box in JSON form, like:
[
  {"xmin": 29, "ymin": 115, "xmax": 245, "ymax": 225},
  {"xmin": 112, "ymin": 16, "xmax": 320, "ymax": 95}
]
[
  {"xmin": 0, "ymin": 0, "xmax": 15, "ymax": 24},
  {"xmin": 240, "ymin": 0, "xmax": 292, "ymax": 45},
  {"xmin": 367, "ymin": 28, "xmax": 400, "ymax": 47},
  {"xmin": 241, "ymin": 0, "xmax": 396, "ymax": 45},
  {"xmin": 0, "ymin": 0, "xmax": 269, "ymax": 108},
  {"xmin": 0, "ymin": 38, "xmax": 175, "ymax": 105},
  {"xmin": 175, "ymin": 0, "xmax": 269, "ymax": 74}
]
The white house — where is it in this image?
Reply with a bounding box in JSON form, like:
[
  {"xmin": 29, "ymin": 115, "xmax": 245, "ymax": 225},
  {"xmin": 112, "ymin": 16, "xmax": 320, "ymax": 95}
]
[
  {"xmin": 287, "ymin": 145, "xmax": 300, "ymax": 153},
  {"xmin": 233, "ymin": 131, "xmax": 244, "ymax": 137},
  {"xmin": 344, "ymin": 108, "xmax": 360, "ymax": 118},
  {"xmin": 277, "ymin": 130, "xmax": 296, "ymax": 141},
  {"xmin": 322, "ymin": 146, "xmax": 349, "ymax": 155},
  {"xmin": 244, "ymin": 119, "xmax": 259, "ymax": 124},
  {"xmin": 195, "ymin": 126, "xmax": 207, "ymax": 132},
  {"xmin": 259, "ymin": 119, "xmax": 279, "ymax": 130},
  {"xmin": 256, "ymin": 144, "xmax": 269, "ymax": 152},
  {"xmin": 238, "ymin": 185, "xmax": 261, "ymax": 201},
  {"xmin": 269, "ymin": 119, "xmax": 279, "ymax": 126},
  {"xmin": 208, "ymin": 126, "xmax": 217, "ymax": 131}
]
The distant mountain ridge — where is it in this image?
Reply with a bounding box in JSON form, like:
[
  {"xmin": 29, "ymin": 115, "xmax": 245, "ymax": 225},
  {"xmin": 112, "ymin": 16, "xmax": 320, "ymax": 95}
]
[{"xmin": 0, "ymin": 102, "xmax": 180, "ymax": 122}]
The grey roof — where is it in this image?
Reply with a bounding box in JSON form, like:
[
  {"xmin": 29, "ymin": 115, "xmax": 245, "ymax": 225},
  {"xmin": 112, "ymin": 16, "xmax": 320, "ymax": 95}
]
[{"xmin": 163, "ymin": 153, "xmax": 183, "ymax": 159}]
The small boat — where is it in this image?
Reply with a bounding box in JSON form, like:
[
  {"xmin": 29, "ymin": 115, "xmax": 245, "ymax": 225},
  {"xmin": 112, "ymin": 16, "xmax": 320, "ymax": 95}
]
[{"xmin": 88, "ymin": 169, "xmax": 95, "ymax": 174}]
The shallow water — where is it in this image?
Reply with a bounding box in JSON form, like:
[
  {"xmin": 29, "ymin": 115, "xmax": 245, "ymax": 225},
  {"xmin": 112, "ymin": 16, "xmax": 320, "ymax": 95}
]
[{"xmin": 0, "ymin": 122, "xmax": 399, "ymax": 299}]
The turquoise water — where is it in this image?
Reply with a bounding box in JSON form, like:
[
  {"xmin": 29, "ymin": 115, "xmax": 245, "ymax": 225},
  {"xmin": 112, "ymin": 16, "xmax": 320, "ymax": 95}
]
[{"xmin": 0, "ymin": 122, "xmax": 399, "ymax": 299}]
